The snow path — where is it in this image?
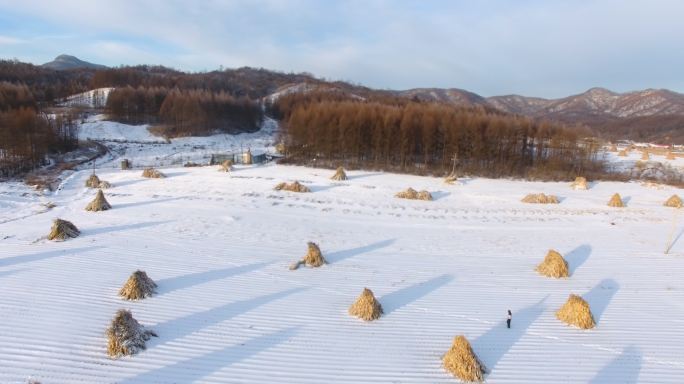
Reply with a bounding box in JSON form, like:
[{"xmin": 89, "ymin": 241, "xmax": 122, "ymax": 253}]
[{"xmin": 1, "ymin": 165, "xmax": 683, "ymax": 383}]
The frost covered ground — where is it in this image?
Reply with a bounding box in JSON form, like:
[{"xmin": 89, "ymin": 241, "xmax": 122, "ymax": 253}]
[
  {"xmin": 1, "ymin": 161, "xmax": 684, "ymax": 383},
  {"xmin": 1, "ymin": 118, "xmax": 684, "ymax": 383}
]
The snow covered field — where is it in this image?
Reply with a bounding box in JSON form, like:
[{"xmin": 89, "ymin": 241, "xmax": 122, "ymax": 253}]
[
  {"xmin": 79, "ymin": 114, "xmax": 278, "ymax": 169},
  {"xmin": 1, "ymin": 161, "xmax": 684, "ymax": 383}
]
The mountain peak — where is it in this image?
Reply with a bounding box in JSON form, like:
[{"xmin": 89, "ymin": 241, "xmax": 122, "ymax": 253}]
[{"xmin": 41, "ymin": 54, "xmax": 107, "ymax": 71}]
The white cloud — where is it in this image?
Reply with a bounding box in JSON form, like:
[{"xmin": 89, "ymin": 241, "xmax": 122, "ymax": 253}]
[{"xmin": 0, "ymin": 0, "xmax": 683, "ymax": 97}]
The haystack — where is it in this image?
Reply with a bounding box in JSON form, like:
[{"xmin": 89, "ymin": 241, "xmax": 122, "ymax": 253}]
[
  {"xmin": 274, "ymin": 181, "xmax": 311, "ymax": 193},
  {"xmin": 609, "ymin": 144, "xmax": 618, "ymax": 152},
  {"xmin": 106, "ymin": 309, "xmax": 157, "ymax": 357},
  {"xmin": 85, "ymin": 174, "xmax": 101, "ymax": 188},
  {"xmin": 570, "ymin": 176, "xmax": 588, "ymax": 190},
  {"xmin": 556, "ymin": 294, "xmax": 595, "ymax": 329},
  {"xmin": 289, "ymin": 242, "xmax": 326, "ymax": 270},
  {"xmin": 521, "ymin": 193, "xmax": 559, "ymax": 204},
  {"xmin": 47, "ymin": 219, "xmax": 80, "ymax": 241},
  {"xmin": 607, "ymin": 193, "xmax": 624, "ymax": 207},
  {"xmin": 98, "ymin": 180, "xmax": 112, "ymax": 189},
  {"xmin": 442, "ymin": 335, "xmax": 486, "ymax": 383},
  {"xmin": 218, "ymin": 159, "xmax": 233, "ymax": 172},
  {"xmin": 664, "ymin": 194, "xmax": 683, "ymax": 208},
  {"xmin": 85, "ymin": 189, "xmax": 112, "ymax": 212},
  {"xmin": 348, "ymin": 288, "xmax": 383, "ymax": 321},
  {"xmin": 666, "ymin": 152, "xmax": 676, "ymax": 160},
  {"xmin": 444, "ymin": 174, "xmax": 458, "ymax": 185},
  {"xmin": 641, "ymin": 151, "xmax": 650, "ymax": 161},
  {"xmin": 395, "ymin": 187, "xmax": 433, "ymax": 201},
  {"xmin": 142, "ymin": 168, "xmax": 165, "ymax": 178},
  {"xmin": 119, "ymin": 270, "xmax": 157, "ymax": 300},
  {"xmin": 535, "ymin": 249, "xmax": 569, "ymax": 278},
  {"xmin": 617, "ymin": 149, "xmax": 628, "ymax": 157},
  {"xmin": 331, "ymin": 166, "xmax": 348, "ymax": 181}
]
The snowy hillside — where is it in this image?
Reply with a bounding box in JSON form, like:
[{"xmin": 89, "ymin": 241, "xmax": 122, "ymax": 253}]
[
  {"xmin": 1, "ymin": 159, "xmax": 684, "ymax": 382},
  {"xmin": 59, "ymin": 88, "xmax": 114, "ymax": 108}
]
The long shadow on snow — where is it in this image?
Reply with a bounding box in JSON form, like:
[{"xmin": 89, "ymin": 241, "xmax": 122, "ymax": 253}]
[
  {"xmin": 381, "ymin": 274, "xmax": 454, "ymax": 315},
  {"xmin": 155, "ymin": 261, "xmax": 273, "ymax": 296},
  {"xmin": 326, "ymin": 239, "xmax": 395, "ymax": 264},
  {"xmin": 566, "ymin": 244, "xmax": 592, "ymax": 275},
  {"xmin": 0, "ymin": 245, "xmax": 105, "ymax": 268},
  {"xmin": 582, "ymin": 278, "xmax": 619, "ymax": 325},
  {"xmin": 110, "ymin": 178, "xmax": 147, "ymax": 188},
  {"xmin": 348, "ymin": 172, "xmax": 383, "ymax": 180},
  {"xmin": 472, "ymin": 296, "xmax": 547, "ymax": 373},
  {"xmin": 589, "ymin": 345, "xmax": 642, "ymax": 384},
  {"xmin": 151, "ymin": 287, "xmax": 306, "ymax": 348},
  {"xmin": 115, "ymin": 197, "xmax": 185, "ymax": 210},
  {"xmin": 431, "ymin": 191, "xmax": 450, "ymax": 201},
  {"xmin": 120, "ymin": 327, "xmax": 299, "ymax": 383},
  {"xmin": 85, "ymin": 220, "xmax": 172, "ymax": 236}
]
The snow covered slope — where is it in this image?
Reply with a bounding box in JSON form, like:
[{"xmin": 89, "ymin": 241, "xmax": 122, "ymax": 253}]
[{"xmin": 1, "ymin": 163, "xmax": 683, "ymax": 383}]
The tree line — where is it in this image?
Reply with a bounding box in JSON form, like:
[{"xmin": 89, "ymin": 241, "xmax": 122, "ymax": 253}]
[
  {"xmin": 106, "ymin": 86, "xmax": 263, "ymax": 136},
  {"xmin": 278, "ymin": 93, "xmax": 603, "ymax": 180}
]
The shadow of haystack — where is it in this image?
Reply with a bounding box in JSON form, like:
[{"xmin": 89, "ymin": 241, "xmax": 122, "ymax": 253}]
[
  {"xmin": 565, "ymin": 244, "xmax": 592, "ymax": 275},
  {"xmin": 582, "ymin": 278, "xmax": 619, "ymax": 324},
  {"xmin": 120, "ymin": 327, "xmax": 299, "ymax": 383},
  {"xmin": 590, "ymin": 345, "xmax": 642, "ymax": 384},
  {"xmin": 473, "ymin": 296, "xmax": 547, "ymax": 372},
  {"xmin": 381, "ymin": 274, "xmax": 453, "ymax": 315},
  {"xmin": 152, "ymin": 287, "xmax": 306, "ymax": 347},
  {"xmin": 326, "ymin": 239, "xmax": 395, "ymax": 264}
]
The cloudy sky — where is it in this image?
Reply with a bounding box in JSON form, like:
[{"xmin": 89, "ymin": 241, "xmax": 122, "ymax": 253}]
[{"xmin": 0, "ymin": 0, "xmax": 682, "ymax": 97}]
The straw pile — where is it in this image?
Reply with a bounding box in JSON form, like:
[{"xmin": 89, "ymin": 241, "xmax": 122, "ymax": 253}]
[
  {"xmin": 47, "ymin": 219, "xmax": 80, "ymax": 241},
  {"xmin": 442, "ymin": 335, "xmax": 486, "ymax": 383},
  {"xmin": 275, "ymin": 181, "xmax": 311, "ymax": 193},
  {"xmin": 618, "ymin": 149, "xmax": 628, "ymax": 157},
  {"xmin": 556, "ymin": 294, "xmax": 595, "ymax": 329},
  {"xmin": 521, "ymin": 193, "xmax": 559, "ymax": 204},
  {"xmin": 666, "ymin": 152, "xmax": 676, "ymax": 160},
  {"xmin": 609, "ymin": 144, "xmax": 618, "ymax": 152},
  {"xmin": 395, "ymin": 187, "xmax": 433, "ymax": 201},
  {"xmin": 348, "ymin": 288, "xmax": 383, "ymax": 321},
  {"xmin": 106, "ymin": 309, "xmax": 157, "ymax": 357},
  {"xmin": 331, "ymin": 166, "xmax": 348, "ymax": 181},
  {"xmin": 535, "ymin": 249, "xmax": 569, "ymax": 278},
  {"xmin": 98, "ymin": 180, "xmax": 112, "ymax": 189},
  {"xmin": 444, "ymin": 174, "xmax": 458, "ymax": 185},
  {"xmin": 142, "ymin": 168, "xmax": 165, "ymax": 178},
  {"xmin": 183, "ymin": 161, "xmax": 201, "ymax": 167},
  {"xmin": 641, "ymin": 151, "xmax": 650, "ymax": 161},
  {"xmin": 85, "ymin": 189, "xmax": 112, "ymax": 212},
  {"xmin": 607, "ymin": 193, "xmax": 624, "ymax": 207},
  {"xmin": 570, "ymin": 177, "xmax": 588, "ymax": 190},
  {"xmin": 119, "ymin": 270, "xmax": 157, "ymax": 300},
  {"xmin": 218, "ymin": 159, "xmax": 232, "ymax": 172},
  {"xmin": 664, "ymin": 194, "xmax": 683, "ymax": 208},
  {"xmin": 85, "ymin": 174, "xmax": 101, "ymax": 188},
  {"xmin": 289, "ymin": 242, "xmax": 326, "ymax": 270}
]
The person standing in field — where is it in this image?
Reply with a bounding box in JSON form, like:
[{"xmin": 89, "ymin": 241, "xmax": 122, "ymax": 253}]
[{"xmin": 507, "ymin": 310, "xmax": 512, "ymax": 329}]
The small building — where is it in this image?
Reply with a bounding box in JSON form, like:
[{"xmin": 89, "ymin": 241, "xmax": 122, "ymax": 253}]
[{"xmin": 210, "ymin": 150, "xmax": 270, "ymax": 165}]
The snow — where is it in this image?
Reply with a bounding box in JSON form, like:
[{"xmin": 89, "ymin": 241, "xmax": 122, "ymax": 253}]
[
  {"xmin": 78, "ymin": 115, "xmax": 161, "ymax": 143},
  {"xmin": 78, "ymin": 115, "xmax": 278, "ymax": 168},
  {"xmin": 59, "ymin": 88, "xmax": 114, "ymax": 108},
  {"xmin": 1, "ymin": 159, "xmax": 684, "ymax": 383}
]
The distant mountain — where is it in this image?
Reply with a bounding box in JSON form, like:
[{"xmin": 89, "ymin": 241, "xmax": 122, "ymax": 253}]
[
  {"xmin": 387, "ymin": 86, "xmax": 684, "ymax": 143},
  {"xmin": 396, "ymin": 88, "xmax": 488, "ymax": 107},
  {"xmin": 41, "ymin": 54, "xmax": 107, "ymax": 71}
]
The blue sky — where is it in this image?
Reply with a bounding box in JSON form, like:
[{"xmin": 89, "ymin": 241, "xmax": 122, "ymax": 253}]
[{"xmin": 0, "ymin": 0, "xmax": 683, "ymax": 97}]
